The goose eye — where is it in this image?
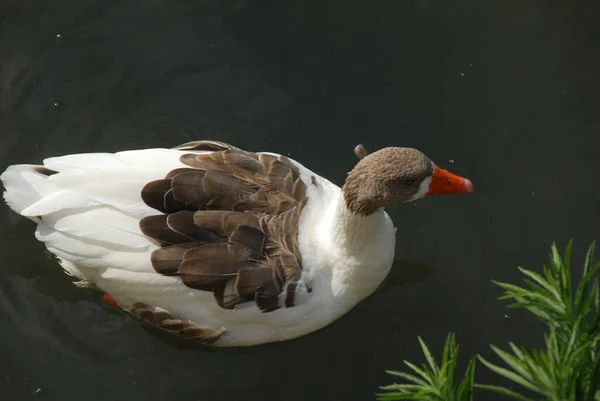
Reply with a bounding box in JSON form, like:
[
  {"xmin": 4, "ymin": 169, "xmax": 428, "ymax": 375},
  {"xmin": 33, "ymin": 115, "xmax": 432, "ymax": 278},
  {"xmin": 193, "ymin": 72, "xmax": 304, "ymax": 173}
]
[{"xmin": 407, "ymin": 178, "xmax": 423, "ymax": 184}]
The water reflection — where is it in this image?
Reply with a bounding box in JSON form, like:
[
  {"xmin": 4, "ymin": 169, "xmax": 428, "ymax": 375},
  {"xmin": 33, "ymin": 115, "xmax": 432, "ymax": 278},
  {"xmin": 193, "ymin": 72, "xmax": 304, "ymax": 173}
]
[{"xmin": 380, "ymin": 259, "xmax": 432, "ymax": 293}]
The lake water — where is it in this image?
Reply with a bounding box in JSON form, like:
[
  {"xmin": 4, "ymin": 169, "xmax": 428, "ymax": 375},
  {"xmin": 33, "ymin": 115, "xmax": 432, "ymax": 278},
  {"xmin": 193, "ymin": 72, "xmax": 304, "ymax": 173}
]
[{"xmin": 1, "ymin": 1, "xmax": 599, "ymax": 400}]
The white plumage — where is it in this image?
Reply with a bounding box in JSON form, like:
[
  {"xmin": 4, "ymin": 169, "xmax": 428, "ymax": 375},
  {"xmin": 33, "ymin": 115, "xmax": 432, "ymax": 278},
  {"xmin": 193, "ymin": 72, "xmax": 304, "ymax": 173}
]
[{"xmin": 1, "ymin": 146, "xmax": 397, "ymax": 346}]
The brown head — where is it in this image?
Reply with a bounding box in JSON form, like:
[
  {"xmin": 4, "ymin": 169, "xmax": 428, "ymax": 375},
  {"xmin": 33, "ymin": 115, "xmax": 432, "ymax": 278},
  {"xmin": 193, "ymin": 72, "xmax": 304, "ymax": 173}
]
[{"xmin": 343, "ymin": 146, "xmax": 473, "ymax": 215}]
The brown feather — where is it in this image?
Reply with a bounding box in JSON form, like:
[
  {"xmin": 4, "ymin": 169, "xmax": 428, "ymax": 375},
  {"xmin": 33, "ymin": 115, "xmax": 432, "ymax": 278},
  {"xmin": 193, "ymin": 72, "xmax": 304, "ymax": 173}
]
[
  {"xmin": 163, "ymin": 189, "xmax": 191, "ymax": 213},
  {"xmin": 171, "ymin": 171, "xmax": 209, "ymax": 206},
  {"xmin": 204, "ymin": 152, "xmax": 234, "ymax": 173},
  {"xmin": 158, "ymin": 319, "xmax": 185, "ymax": 332},
  {"xmin": 283, "ymin": 172, "xmax": 295, "ymax": 195},
  {"xmin": 270, "ymin": 258, "xmax": 286, "ymax": 288},
  {"xmin": 173, "ymin": 140, "xmax": 240, "ymax": 152},
  {"xmin": 258, "ymin": 153, "xmax": 277, "ymax": 174},
  {"xmin": 279, "ymin": 251, "xmax": 301, "ymax": 282},
  {"xmin": 256, "ymin": 298, "xmax": 279, "ymax": 312},
  {"xmin": 165, "ymin": 167, "xmax": 200, "ymax": 179},
  {"xmin": 178, "ymin": 326, "xmax": 224, "ymax": 342},
  {"xmin": 179, "ymin": 153, "xmax": 227, "ymax": 172},
  {"xmin": 228, "ymin": 225, "xmax": 265, "ymax": 255},
  {"xmin": 284, "ymin": 282, "xmax": 298, "ymax": 307},
  {"xmin": 292, "ymin": 177, "xmax": 306, "ymax": 200},
  {"xmin": 139, "ymin": 142, "xmax": 310, "ymax": 314},
  {"xmin": 202, "ymin": 170, "xmax": 256, "ymax": 199},
  {"xmin": 179, "ymin": 256, "xmax": 251, "ymax": 289},
  {"xmin": 223, "ymin": 212, "xmax": 261, "ymax": 235},
  {"xmin": 128, "ymin": 301, "xmax": 226, "ymax": 343},
  {"xmin": 151, "ymin": 242, "xmax": 205, "ymax": 275},
  {"xmin": 231, "ymin": 201, "xmax": 253, "ymax": 212},
  {"xmin": 221, "ymin": 151, "xmax": 263, "ymax": 175},
  {"xmin": 275, "ymin": 200, "xmax": 295, "ymax": 214},
  {"xmin": 205, "ymin": 196, "xmax": 231, "ymax": 210},
  {"xmin": 166, "ymin": 211, "xmax": 223, "ymax": 242},
  {"xmin": 235, "ymin": 267, "xmax": 276, "ymax": 297},
  {"xmin": 213, "ymin": 279, "xmax": 244, "ymax": 309},
  {"xmin": 278, "ymin": 155, "xmax": 299, "ymax": 173},
  {"xmin": 34, "ymin": 166, "xmax": 58, "ymax": 176},
  {"xmin": 192, "ymin": 210, "xmax": 229, "ymax": 236},
  {"xmin": 255, "ymin": 281, "xmax": 281, "ymax": 312},
  {"xmin": 282, "ymin": 234, "xmax": 295, "ymax": 253},
  {"xmin": 183, "ymin": 243, "xmax": 252, "ymax": 261},
  {"xmin": 141, "ymin": 179, "xmax": 172, "ymax": 214},
  {"xmin": 140, "ymin": 215, "xmax": 194, "ymax": 245},
  {"xmin": 267, "ymin": 159, "xmax": 291, "ymax": 187}
]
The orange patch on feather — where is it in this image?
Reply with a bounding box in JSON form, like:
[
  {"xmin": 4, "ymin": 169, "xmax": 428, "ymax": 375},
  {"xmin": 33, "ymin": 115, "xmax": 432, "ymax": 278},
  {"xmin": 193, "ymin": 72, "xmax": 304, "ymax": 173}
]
[{"xmin": 102, "ymin": 293, "xmax": 119, "ymax": 309}]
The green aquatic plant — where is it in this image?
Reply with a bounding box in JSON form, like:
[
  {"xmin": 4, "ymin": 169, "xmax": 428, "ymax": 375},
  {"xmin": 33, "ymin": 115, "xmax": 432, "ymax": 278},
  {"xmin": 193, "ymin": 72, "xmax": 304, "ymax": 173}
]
[
  {"xmin": 378, "ymin": 241, "xmax": 600, "ymax": 401},
  {"xmin": 377, "ymin": 333, "xmax": 476, "ymax": 401},
  {"xmin": 477, "ymin": 241, "xmax": 600, "ymax": 401}
]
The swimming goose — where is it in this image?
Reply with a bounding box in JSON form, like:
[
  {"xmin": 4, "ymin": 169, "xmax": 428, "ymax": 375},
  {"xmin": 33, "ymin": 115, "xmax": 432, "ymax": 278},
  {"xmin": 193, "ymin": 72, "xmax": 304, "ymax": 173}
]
[{"xmin": 1, "ymin": 140, "xmax": 472, "ymax": 346}]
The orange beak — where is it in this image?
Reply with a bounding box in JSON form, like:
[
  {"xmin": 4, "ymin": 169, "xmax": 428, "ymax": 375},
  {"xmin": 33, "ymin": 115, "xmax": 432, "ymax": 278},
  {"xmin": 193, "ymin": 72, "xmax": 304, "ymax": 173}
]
[{"xmin": 426, "ymin": 165, "xmax": 473, "ymax": 196}]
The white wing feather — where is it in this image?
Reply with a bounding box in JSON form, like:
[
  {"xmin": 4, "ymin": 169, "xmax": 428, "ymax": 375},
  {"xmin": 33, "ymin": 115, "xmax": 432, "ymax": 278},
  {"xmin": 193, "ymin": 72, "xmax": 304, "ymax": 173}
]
[
  {"xmin": 3, "ymin": 149, "xmax": 191, "ymax": 273},
  {"xmin": 1, "ymin": 146, "xmax": 351, "ymax": 346}
]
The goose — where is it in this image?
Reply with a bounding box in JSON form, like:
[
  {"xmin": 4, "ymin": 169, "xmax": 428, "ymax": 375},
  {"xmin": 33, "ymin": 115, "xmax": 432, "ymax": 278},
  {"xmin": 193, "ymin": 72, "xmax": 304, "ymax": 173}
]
[{"xmin": 0, "ymin": 140, "xmax": 472, "ymax": 346}]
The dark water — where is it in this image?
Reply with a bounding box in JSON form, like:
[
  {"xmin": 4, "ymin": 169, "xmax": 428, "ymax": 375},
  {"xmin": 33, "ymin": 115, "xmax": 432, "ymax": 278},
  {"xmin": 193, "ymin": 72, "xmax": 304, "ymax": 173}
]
[{"xmin": 1, "ymin": 0, "xmax": 599, "ymax": 400}]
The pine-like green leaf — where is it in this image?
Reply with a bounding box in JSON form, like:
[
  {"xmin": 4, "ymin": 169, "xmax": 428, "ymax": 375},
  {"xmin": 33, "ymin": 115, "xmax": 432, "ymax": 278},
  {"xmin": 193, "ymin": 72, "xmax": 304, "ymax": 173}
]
[
  {"xmin": 550, "ymin": 243, "xmax": 562, "ymax": 274},
  {"xmin": 506, "ymin": 304, "xmax": 554, "ymax": 323},
  {"xmin": 594, "ymin": 276, "xmax": 600, "ymax": 313},
  {"xmin": 403, "ymin": 361, "xmax": 434, "ymax": 386},
  {"xmin": 379, "ymin": 384, "xmax": 428, "ymax": 392},
  {"xmin": 582, "ymin": 242, "xmax": 597, "ymax": 280},
  {"xmin": 378, "ymin": 334, "xmax": 474, "ymax": 401},
  {"xmin": 557, "ymin": 241, "xmax": 573, "ymax": 310},
  {"xmin": 582, "ymin": 350, "xmax": 600, "ymax": 401},
  {"xmin": 518, "ymin": 267, "xmax": 560, "ymax": 300},
  {"xmin": 505, "ymin": 300, "xmax": 562, "ymax": 316},
  {"xmin": 477, "ymin": 355, "xmax": 541, "ymax": 393},
  {"xmin": 456, "ymin": 358, "xmax": 476, "ymax": 401},
  {"xmin": 382, "ymin": 241, "xmax": 600, "ymax": 401},
  {"xmin": 418, "ymin": 336, "xmax": 439, "ymax": 376},
  {"xmin": 543, "ymin": 264, "xmax": 560, "ymax": 292},
  {"xmin": 384, "ymin": 371, "xmax": 430, "ymax": 387},
  {"xmin": 495, "ymin": 281, "xmax": 567, "ymax": 314},
  {"xmin": 580, "ymin": 283, "xmax": 599, "ymax": 329},
  {"xmin": 564, "ymin": 240, "xmax": 574, "ymax": 271},
  {"xmin": 474, "ymin": 384, "xmax": 536, "ymax": 401},
  {"xmin": 509, "ymin": 342, "xmax": 525, "ymax": 360},
  {"xmin": 485, "ymin": 241, "xmax": 600, "ymax": 401},
  {"xmin": 440, "ymin": 334, "xmax": 452, "ymax": 373},
  {"xmin": 441, "ymin": 335, "xmax": 458, "ymax": 389},
  {"xmin": 575, "ymin": 243, "xmax": 600, "ymax": 318},
  {"xmin": 520, "ymin": 350, "xmax": 552, "ymax": 393},
  {"xmin": 488, "ymin": 344, "xmax": 533, "ymax": 382},
  {"xmin": 494, "ymin": 281, "xmax": 532, "ymax": 295},
  {"xmin": 376, "ymin": 391, "xmax": 419, "ymax": 400}
]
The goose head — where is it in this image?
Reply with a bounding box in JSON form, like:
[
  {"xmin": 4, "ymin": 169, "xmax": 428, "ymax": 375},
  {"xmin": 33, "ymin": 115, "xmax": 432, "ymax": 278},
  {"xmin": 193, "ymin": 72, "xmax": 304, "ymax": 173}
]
[{"xmin": 343, "ymin": 145, "xmax": 473, "ymax": 215}]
